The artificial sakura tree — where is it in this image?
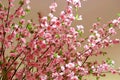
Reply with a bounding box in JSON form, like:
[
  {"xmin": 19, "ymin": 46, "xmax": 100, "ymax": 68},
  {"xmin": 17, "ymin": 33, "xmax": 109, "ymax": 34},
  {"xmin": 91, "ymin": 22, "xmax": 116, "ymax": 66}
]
[{"xmin": 0, "ymin": 0, "xmax": 120, "ymax": 80}]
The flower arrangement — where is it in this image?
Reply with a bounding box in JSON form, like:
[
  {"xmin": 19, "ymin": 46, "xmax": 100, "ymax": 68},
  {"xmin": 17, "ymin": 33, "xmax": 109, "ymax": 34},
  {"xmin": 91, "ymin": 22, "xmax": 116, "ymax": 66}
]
[{"xmin": 0, "ymin": 0, "xmax": 120, "ymax": 80}]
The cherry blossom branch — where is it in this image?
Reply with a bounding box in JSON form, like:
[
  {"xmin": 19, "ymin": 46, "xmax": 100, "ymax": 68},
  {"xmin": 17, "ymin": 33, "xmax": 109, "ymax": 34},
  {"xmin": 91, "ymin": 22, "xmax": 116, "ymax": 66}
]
[
  {"xmin": 1, "ymin": 0, "xmax": 11, "ymax": 64},
  {"xmin": 1, "ymin": 1, "xmax": 11, "ymax": 79},
  {"xmin": 10, "ymin": 55, "xmax": 26, "ymax": 80},
  {"xmin": 7, "ymin": 51, "xmax": 24, "ymax": 71},
  {"xmin": 81, "ymin": 33, "xmax": 111, "ymax": 67}
]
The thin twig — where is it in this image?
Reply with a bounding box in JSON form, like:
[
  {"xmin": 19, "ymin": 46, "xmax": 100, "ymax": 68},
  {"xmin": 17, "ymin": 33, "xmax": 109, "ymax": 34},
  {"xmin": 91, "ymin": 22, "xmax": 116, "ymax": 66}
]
[{"xmin": 10, "ymin": 55, "xmax": 26, "ymax": 80}]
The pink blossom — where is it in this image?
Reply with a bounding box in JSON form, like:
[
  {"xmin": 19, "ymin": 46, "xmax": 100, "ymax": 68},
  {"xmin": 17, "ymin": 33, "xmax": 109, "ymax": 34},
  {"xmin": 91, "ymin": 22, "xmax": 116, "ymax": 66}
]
[
  {"xmin": 67, "ymin": 72, "xmax": 75, "ymax": 77},
  {"xmin": 70, "ymin": 27, "xmax": 78, "ymax": 35},
  {"xmin": 110, "ymin": 68, "xmax": 117, "ymax": 74},
  {"xmin": 25, "ymin": 0, "xmax": 30, "ymax": 4},
  {"xmin": 21, "ymin": 38, "xmax": 26, "ymax": 43},
  {"xmin": 20, "ymin": 19, "xmax": 25, "ymax": 24},
  {"xmin": 10, "ymin": 2, "xmax": 14, "ymax": 7},
  {"xmin": 84, "ymin": 44, "xmax": 89, "ymax": 50},
  {"xmin": 92, "ymin": 22, "xmax": 99, "ymax": 29},
  {"xmin": 102, "ymin": 39, "xmax": 110, "ymax": 47},
  {"xmin": 77, "ymin": 15, "xmax": 82, "ymax": 20},
  {"xmin": 15, "ymin": 69, "xmax": 24, "ymax": 79},
  {"xmin": 41, "ymin": 17, "xmax": 48, "ymax": 27},
  {"xmin": 52, "ymin": 72, "xmax": 59, "ymax": 78},
  {"xmin": 49, "ymin": 2, "xmax": 57, "ymax": 12},
  {"xmin": 9, "ymin": 0, "xmax": 14, "ymax": 2},
  {"xmin": 118, "ymin": 17, "xmax": 120, "ymax": 22},
  {"xmin": 66, "ymin": 6, "xmax": 73, "ymax": 14},
  {"xmin": 66, "ymin": 0, "xmax": 81, "ymax": 7},
  {"xmin": 78, "ymin": 67, "xmax": 88, "ymax": 75},
  {"xmin": 112, "ymin": 39, "xmax": 120, "ymax": 44},
  {"xmin": 66, "ymin": 62, "xmax": 75, "ymax": 69},
  {"xmin": 108, "ymin": 27, "xmax": 116, "ymax": 34},
  {"xmin": 77, "ymin": 25, "xmax": 84, "ymax": 32},
  {"xmin": 66, "ymin": 0, "xmax": 72, "ymax": 3},
  {"xmin": 61, "ymin": 66, "xmax": 65, "ymax": 71},
  {"xmin": 10, "ymin": 53, "xmax": 16, "ymax": 57},
  {"xmin": 48, "ymin": 13, "xmax": 54, "ymax": 18},
  {"xmin": 4, "ymin": 40, "xmax": 11, "ymax": 48},
  {"xmin": 77, "ymin": 61, "xmax": 82, "ymax": 66},
  {"xmin": 16, "ymin": 7, "xmax": 25, "ymax": 17},
  {"xmin": 60, "ymin": 11, "xmax": 66, "ymax": 20},
  {"xmin": 27, "ymin": 5, "xmax": 31, "ymax": 10},
  {"xmin": 51, "ymin": 16, "xmax": 58, "ymax": 24},
  {"xmin": 71, "ymin": 76, "xmax": 79, "ymax": 80},
  {"xmin": 5, "ymin": 28, "xmax": 10, "ymax": 33},
  {"xmin": 0, "ymin": 0, "xmax": 120, "ymax": 79}
]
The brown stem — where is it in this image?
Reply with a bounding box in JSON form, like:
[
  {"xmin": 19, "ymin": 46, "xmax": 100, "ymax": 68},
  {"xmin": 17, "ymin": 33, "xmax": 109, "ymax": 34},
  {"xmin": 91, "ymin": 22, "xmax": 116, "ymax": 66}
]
[
  {"xmin": 80, "ymin": 33, "xmax": 112, "ymax": 67},
  {"xmin": 7, "ymin": 41, "xmax": 21, "ymax": 63},
  {"xmin": 10, "ymin": 55, "xmax": 26, "ymax": 80},
  {"xmin": 2, "ymin": 0, "xmax": 11, "ymax": 63},
  {"xmin": 7, "ymin": 51, "xmax": 23, "ymax": 71},
  {"xmin": 12, "ymin": 1, "xmax": 24, "ymax": 19},
  {"xmin": 42, "ymin": 45, "xmax": 62, "ymax": 70},
  {"xmin": 6, "ymin": 1, "xmax": 11, "ymax": 25},
  {"xmin": 1, "ymin": 2, "xmax": 11, "ymax": 80}
]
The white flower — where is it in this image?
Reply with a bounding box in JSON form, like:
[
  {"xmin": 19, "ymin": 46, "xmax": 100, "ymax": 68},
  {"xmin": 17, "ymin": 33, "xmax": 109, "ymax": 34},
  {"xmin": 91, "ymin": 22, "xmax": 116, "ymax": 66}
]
[
  {"xmin": 27, "ymin": 5, "xmax": 31, "ymax": 10},
  {"xmin": 71, "ymin": 76, "xmax": 78, "ymax": 80},
  {"xmin": 25, "ymin": 0, "xmax": 30, "ymax": 4},
  {"xmin": 61, "ymin": 66, "xmax": 65, "ymax": 71},
  {"xmin": 77, "ymin": 61, "xmax": 82, "ymax": 66},
  {"xmin": 66, "ymin": 62, "xmax": 75, "ymax": 69},
  {"xmin": 77, "ymin": 25, "xmax": 84, "ymax": 30},
  {"xmin": 73, "ymin": 0, "xmax": 80, "ymax": 3},
  {"xmin": 48, "ymin": 13, "xmax": 53, "ymax": 18},
  {"xmin": 111, "ymin": 60, "xmax": 115, "ymax": 65}
]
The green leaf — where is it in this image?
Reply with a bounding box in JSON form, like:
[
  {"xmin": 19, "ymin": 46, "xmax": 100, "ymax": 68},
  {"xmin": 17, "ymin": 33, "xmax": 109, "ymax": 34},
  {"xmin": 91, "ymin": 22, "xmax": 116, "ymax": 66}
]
[
  {"xmin": 10, "ymin": 50, "xmax": 16, "ymax": 53},
  {"xmin": 89, "ymin": 69, "xmax": 93, "ymax": 74},
  {"xmin": 117, "ymin": 13, "xmax": 120, "ymax": 17},
  {"xmin": 108, "ymin": 23, "xmax": 113, "ymax": 28},
  {"xmin": 75, "ymin": 64, "xmax": 79, "ymax": 67},
  {"xmin": 78, "ymin": 76, "xmax": 82, "ymax": 80},
  {"xmin": 25, "ymin": 9, "xmax": 31, "ymax": 13},
  {"xmin": 39, "ymin": 37, "xmax": 44, "ymax": 40},
  {"xmin": 47, "ymin": 16, "xmax": 50, "ymax": 21},
  {"xmin": 19, "ymin": 0, "xmax": 24, "ymax": 5},
  {"xmin": 77, "ymin": 30, "xmax": 82, "ymax": 36},
  {"xmin": 26, "ymin": 23, "xmax": 32, "ymax": 31},
  {"xmin": 19, "ymin": 22, "xmax": 22, "ymax": 27},
  {"xmin": 53, "ymin": 53, "xmax": 58, "ymax": 58},
  {"xmin": 16, "ymin": 34, "xmax": 20, "ymax": 38},
  {"xmin": 59, "ymin": 49, "xmax": 62, "ymax": 55},
  {"xmin": 20, "ymin": 15, "xmax": 25, "ymax": 18},
  {"xmin": 75, "ymin": 14, "xmax": 79, "ymax": 20},
  {"xmin": 62, "ymin": 22, "xmax": 64, "ymax": 25},
  {"xmin": 11, "ymin": 24, "xmax": 15, "ymax": 29},
  {"xmin": 2, "ymin": 67, "xmax": 8, "ymax": 80},
  {"xmin": 97, "ymin": 17, "xmax": 101, "ymax": 21},
  {"xmin": 0, "ymin": 3, "xmax": 3, "ymax": 8},
  {"xmin": 106, "ymin": 58, "xmax": 114, "ymax": 66},
  {"xmin": 96, "ymin": 77, "xmax": 99, "ymax": 80},
  {"xmin": 47, "ymin": 71, "xmax": 52, "ymax": 77},
  {"xmin": 55, "ymin": 34, "xmax": 60, "ymax": 38},
  {"xmin": 75, "ymin": 7, "xmax": 78, "ymax": 12},
  {"xmin": 0, "ymin": 61, "xmax": 3, "ymax": 65},
  {"xmin": 102, "ymin": 51, "xmax": 107, "ymax": 56}
]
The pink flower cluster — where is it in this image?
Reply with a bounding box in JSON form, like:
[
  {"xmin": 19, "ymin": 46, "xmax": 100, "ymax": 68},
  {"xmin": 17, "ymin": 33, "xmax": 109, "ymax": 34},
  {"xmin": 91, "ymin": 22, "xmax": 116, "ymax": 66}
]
[{"xmin": 0, "ymin": 0, "xmax": 120, "ymax": 80}]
